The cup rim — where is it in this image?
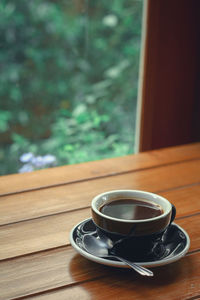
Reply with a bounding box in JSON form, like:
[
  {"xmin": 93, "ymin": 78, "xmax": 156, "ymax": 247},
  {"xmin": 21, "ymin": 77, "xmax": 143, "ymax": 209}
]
[{"xmin": 91, "ymin": 189, "xmax": 172, "ymax": 223}]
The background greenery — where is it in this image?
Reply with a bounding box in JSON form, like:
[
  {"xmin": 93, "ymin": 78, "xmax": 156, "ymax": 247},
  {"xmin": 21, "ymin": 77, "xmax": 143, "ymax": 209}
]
[{"xmin": 0, "ymin": 0, "xmax": 143, "ymax": 175}]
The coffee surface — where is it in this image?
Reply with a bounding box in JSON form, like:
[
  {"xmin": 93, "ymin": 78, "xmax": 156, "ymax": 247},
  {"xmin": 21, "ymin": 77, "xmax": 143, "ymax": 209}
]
[{"xmin": 100, "ymin": 198, "xmax": 163, "ymax": 220}]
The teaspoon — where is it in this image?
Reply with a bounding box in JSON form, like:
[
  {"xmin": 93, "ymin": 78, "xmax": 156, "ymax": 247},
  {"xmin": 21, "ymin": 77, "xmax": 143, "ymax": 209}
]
[{"xmin": 82, "ymin": 234, "xmax": 153, "ymax": 277}]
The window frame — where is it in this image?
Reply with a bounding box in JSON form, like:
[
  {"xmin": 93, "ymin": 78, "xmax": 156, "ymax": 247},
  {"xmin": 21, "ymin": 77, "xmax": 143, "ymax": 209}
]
[{"xmin": 136, "ymin": 0, "xmax": 200, "ymax": 152}]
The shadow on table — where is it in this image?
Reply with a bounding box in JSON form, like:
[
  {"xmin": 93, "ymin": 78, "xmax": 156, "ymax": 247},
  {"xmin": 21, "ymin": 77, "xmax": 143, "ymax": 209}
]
[{"xmin": 69, "ymin": 254, "xmax": 194, "ymax": 299}]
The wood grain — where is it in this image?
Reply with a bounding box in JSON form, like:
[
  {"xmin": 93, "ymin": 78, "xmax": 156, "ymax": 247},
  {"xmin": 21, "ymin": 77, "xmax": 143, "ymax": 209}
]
[
  {"xmin": 0, "ymin": 204, "xmax": 199, "ymax": 261},
  {"xmin": 0, "ymin": 143, "xmax": 200, "ymax": 196},
  {"xmin": 1, "ymin": 159, "xmax": 200, "ymax": 226},
  {"xmin": 1, "ymin": 143, "xmax": 200, "ymax": 300},
  {"xmin": 0, "ymin": 247, "xmax": 199, "ymax": 300},
  {"xmin": 159, "ymin": 184, "xmax": 200, "ymax": 218},
  {"xmin": 0, "ymin": 247, "xmax": 96, "ymax": 300},
  {"xmin": 25, "ymin": 253, "xmax": 200, "ymax": 300}
]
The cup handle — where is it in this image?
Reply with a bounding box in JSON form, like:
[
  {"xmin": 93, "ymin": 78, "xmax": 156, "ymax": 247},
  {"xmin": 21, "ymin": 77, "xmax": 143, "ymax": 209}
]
[{"xmin": 170, "ymin": 204, "xmax": 176, "ymax": 224}]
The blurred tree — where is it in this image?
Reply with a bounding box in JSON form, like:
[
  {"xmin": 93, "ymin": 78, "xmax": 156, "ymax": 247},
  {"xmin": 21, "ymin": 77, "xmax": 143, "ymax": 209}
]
[{"xmin": 0, "ymin": 0, "xmax": 143, "ymax": 175}]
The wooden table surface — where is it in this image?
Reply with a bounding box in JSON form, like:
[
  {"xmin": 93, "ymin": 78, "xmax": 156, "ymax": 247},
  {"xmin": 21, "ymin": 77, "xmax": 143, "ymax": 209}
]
[{"xmin": 0, "ymin": 143, "xmax": 200, "ymax": 300}]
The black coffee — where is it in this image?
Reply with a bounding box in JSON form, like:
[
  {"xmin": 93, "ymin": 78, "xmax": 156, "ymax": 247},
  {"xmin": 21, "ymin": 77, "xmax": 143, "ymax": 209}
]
[{"xmin": 100, "ymin": 198, "xmax": 163, "ymax": 220}]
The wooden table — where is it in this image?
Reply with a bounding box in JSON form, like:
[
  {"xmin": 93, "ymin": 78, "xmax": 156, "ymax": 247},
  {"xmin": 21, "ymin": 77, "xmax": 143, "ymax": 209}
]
[{"xmin": 0, "ymin": 143, "xmax": 200, "ymax": 300}]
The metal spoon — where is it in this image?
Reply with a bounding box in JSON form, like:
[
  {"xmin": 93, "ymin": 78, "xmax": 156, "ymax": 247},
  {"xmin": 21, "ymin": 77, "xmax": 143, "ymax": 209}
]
[{"xmin": 82, "ymin": 234, "xmax": 153, "ymax": 277}]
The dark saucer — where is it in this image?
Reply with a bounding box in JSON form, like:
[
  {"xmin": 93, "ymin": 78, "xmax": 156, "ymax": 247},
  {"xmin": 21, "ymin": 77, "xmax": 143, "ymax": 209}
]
[{"xmin": 70, "ymin": 218, "xmax": 190, "ymax": 268}]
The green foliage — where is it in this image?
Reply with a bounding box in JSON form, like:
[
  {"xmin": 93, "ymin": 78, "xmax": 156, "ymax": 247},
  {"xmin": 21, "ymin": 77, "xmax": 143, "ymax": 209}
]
[{"xmin": 0, "ymin": 0, "xmax": 143, "ymax": 175}]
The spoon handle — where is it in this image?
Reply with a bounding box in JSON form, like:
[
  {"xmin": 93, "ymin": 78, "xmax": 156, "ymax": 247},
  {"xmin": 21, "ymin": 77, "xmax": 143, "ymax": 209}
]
[{"xmin": 114, "ymin": 256, "xmax": 153, "ymax": 276}]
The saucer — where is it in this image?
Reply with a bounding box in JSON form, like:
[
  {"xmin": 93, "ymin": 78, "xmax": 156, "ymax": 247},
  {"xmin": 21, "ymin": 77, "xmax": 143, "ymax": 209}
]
[{"xmin": 69, "ymin": 218, "xmax": 190, "ymax": 268}]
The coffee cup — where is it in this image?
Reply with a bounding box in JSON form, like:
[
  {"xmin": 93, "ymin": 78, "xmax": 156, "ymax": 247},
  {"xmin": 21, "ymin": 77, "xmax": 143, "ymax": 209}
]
[{"xmin": 91, "ymin": 190, "xmax": 176, "ymax": 241}]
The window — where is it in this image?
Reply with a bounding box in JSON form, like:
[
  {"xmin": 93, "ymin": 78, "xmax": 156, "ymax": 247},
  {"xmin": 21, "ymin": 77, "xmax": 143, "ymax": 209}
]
[{"xmin": 0, "ymin": 0, "xmax": 143, "ymax": 175}]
